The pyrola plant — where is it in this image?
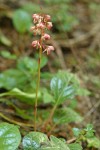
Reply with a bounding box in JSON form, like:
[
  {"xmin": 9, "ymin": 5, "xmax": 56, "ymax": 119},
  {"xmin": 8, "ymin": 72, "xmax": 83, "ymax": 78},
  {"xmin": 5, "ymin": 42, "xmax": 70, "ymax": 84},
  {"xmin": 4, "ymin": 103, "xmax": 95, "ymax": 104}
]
[
  {"xmin": 31, "ymin": 14, "xmax": 54, "ymax": 131},
  {"xmin": 31, "ymin": 14, "xmax": 54, "ymax": 55}
]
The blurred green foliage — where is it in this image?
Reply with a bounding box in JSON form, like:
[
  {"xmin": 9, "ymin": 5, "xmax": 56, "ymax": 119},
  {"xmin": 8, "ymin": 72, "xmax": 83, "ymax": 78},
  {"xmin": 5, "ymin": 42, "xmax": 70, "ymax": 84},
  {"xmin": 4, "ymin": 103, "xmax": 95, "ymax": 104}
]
[
  {"xmin": 89, "ymin": 2, "xmax": 100, "ymax": 21},
  {"xmin": 0, "ymin": 52, "xmax": 48, "ymax": 91},
  {"xmin": 12, "ymin": 0, "xmax": 78, "ymax": 33},
  {"xmin": 73, "ymin": 124, "xmax": 100, "ymax": 149},
  {"xmin": 12, "ymin": 9, "xmax": 32, "ymax": 33}
]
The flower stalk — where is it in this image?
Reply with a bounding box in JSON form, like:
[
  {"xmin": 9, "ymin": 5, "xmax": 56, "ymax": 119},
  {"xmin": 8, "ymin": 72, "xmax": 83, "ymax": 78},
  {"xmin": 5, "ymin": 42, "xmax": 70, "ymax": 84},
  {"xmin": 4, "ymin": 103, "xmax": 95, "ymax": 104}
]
[
  {"xmin": 34, "ymin": 46, "xmax": 42, "ymax": 131},
  {"xmin": 31, "ymin": 14, "xmax": 54, "ymax": 131}
]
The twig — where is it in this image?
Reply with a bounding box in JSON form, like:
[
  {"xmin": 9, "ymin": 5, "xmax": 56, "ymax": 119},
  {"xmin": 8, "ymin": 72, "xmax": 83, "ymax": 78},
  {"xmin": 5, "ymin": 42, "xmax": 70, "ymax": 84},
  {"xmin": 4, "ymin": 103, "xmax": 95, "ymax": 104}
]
[{"xmin": 67, "ymin": 137, "xmax": 76, "ymax": 144}]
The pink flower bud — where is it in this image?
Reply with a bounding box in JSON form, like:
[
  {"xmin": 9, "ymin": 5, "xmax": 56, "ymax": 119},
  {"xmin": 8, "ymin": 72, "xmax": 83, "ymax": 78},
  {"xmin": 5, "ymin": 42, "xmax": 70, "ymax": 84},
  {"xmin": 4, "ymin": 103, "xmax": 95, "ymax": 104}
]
[
  {"xmin": 32, "ymin": 40, "xmax": 40, "ymax": 48},
  {"xmin": 37, "ymin": 23, "xmax": 45, "ymax": 29},
  {"xmin": 44, "ymin": 15, "xmax": 51, "ymax": 21},
  {"xmin": 47, "ymin": 22, "xmax": 53, "ymax": 30},
  {"xmin": 43, "ymin": 46, "xmax": 54, "ymax": 55},
  {"xmin": 41, "ymin": 33, "xmax": 50, "ymax": 41}
]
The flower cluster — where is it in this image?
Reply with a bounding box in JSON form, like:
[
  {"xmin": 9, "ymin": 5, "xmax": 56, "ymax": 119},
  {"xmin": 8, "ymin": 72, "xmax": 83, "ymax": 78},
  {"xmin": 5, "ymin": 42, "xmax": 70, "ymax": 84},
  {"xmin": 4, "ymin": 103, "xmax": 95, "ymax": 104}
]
[{"xmin": 31, "ymin": 14, "xmax": 54, "ymax": 55}]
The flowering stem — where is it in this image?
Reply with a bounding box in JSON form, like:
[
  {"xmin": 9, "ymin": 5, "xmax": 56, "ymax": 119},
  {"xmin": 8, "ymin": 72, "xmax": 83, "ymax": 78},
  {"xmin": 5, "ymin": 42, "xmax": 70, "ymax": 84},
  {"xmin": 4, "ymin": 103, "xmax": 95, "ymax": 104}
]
[
  {"xmin": 34, "ymin": 46, "xmax": 42, "ymax": 131},
  {"xmin": 31, "ymin": 13, "xmax": 54, "ymax": 130}
]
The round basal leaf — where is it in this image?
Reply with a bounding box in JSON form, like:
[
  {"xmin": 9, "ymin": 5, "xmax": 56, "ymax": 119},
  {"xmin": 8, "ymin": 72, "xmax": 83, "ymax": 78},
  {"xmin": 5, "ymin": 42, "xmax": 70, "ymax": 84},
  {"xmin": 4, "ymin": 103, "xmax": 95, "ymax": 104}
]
[
  {"xmin": 22, "ymin": 132, "xmax": 49, "ymax": 150},
  {"xmin": 0, "ymin": 122, "xmax": 21, "ymax": 150},
  {"xmin": 13, "ymin": 9, "xmax": 31, "ymax": 33}
]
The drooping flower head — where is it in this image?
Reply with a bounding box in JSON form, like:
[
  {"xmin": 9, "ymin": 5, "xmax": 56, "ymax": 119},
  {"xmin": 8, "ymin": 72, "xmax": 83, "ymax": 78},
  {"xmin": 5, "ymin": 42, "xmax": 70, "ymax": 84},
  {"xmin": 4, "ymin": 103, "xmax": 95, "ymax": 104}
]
[{"xmin": 31, "ymin": 14, "xmax": 54, "ymax": 55}]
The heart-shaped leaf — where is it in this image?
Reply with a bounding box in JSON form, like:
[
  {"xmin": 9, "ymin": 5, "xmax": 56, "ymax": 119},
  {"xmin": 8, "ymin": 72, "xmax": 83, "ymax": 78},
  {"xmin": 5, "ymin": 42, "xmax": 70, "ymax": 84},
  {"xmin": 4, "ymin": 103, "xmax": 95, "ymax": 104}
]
[{"xmin": 0, "ymin": 123, "xmax": 21, "ymax": 150}]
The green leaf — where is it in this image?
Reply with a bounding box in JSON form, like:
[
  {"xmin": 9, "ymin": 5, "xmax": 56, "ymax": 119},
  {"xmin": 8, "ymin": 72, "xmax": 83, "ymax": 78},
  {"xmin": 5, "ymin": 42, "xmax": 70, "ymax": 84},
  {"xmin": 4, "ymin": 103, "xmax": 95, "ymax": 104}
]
[
  {"xmin": 12, "ymin": 9, "xmax": 32, "ymax": 33},
  {"xmin": 17, "ymin": 56, "xmax": 38, "ymax": 74},
  {"xmin": 41, "ymin": 72, "xmax": 53, "ymax": 79},
  {"xmin": 0, "ymin": 56, "xmax": 39, "ymax": 90},
  {"xmin": 50, "ymin": 70, "xmax": 91, "ymax": 104},
  {"xmin": 35, "ymin": 54, "xmax": 48, "ymax": 69},
  {"xmin": 69, "ymin": 99, "xmax": 77, "ymax": 109},
  {"xmin": 40, "ymin": 56, "xmax": 48, "ymax": 68},
  {"xmin": 68, "ymin": 143, "xmax": 83, "ymax": 150},
  {"xmin": 85, "ymin": 124, "xmax": 93, "ymax": 131},
  {"xmin": 0, "ymin": 32, "xmax": 12, "ymax": 46},
  {"xmin": 50, "ymin": 77, "xmax": 75, "ymax": 105},
  {"xmin": 42, "ymin": 89, "xmax": 54, "ymax": 104},
  {"xmin": 8, "ymin": 102, "xmax": 33, "ymax": 120},
  {"xmin": 0, "ymin": 51, "xmax": 17, "ymax": 59},
  {"xmin": 22, "ymin": 132, "xmax": 70, "ymax": 150},
  {"xmin": 73, "ymin": 128, "xmax": 81, "ymax": 137},
  {"xmin": 54, "ymin": 107, "xmax": 82, "ymax": 124},
  {"xmin": 50, "ymin": 136, "xmax": 70, "ymax": 150},
  {"xmin": 87, "ymin": 137, "xmax": 100, "ymax": 148},
  {"xmin": 22, "ymin": 132, "xmax": 49, "ymax": 150},
  {"xmin": 84, "ymin": 124, "xmax": 95, "ymax": 138},
  {"xmin": 0, "ymin": 69, "xmax": 28, "ymax": 90},
  {"xmin": 77, "ymin": 88, "xmax": 91, "ymax": 96},
  {"xmin": 0, "ymin": 88, "xmax": 41, "ymax": 105},
  {"xmin": 0, "ymin": 122, "xmax": 21, "ymax": 150}
]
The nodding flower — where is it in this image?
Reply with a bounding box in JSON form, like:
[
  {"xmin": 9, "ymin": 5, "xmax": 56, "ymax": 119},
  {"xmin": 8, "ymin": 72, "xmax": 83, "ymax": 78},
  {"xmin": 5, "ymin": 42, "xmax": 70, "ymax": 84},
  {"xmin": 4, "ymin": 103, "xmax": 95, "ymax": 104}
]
[
  {"xmin": 43, "ymin": 46, "xmax": 54, "ymax": 55},
  {"xmin": 41, "ymin": 34, "xmax": 50, "ymax": 41},
  {"xmin": 32, "ymin": 40, "xmax": 41, "ymax": 49},
  {"xmin": 47, "ymin": 22, "xmax": 53, "ymax": 30}
]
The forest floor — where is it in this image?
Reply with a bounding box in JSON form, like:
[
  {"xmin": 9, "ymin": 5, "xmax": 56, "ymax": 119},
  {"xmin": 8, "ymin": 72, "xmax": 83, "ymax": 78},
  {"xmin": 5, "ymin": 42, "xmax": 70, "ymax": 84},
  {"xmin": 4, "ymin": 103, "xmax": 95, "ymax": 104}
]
[{"xmin": 0, "ymin": 0, "xmax": 100, "ymax": 149}]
